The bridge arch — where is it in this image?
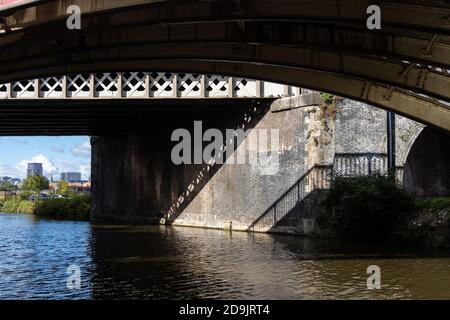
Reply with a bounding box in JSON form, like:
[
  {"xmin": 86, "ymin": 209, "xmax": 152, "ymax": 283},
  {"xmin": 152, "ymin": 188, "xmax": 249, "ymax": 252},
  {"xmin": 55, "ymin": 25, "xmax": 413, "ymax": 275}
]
[
  {"xmin": 402, "ymin": 127, "xmax": 450, "ymax": 196},
  {"xmin": 0, "ymin": 0, "xmax": 449, "ymax": 130},
  {"xmin": 396, "ymin": 122, "xmax": 426, "ymax": 169}
]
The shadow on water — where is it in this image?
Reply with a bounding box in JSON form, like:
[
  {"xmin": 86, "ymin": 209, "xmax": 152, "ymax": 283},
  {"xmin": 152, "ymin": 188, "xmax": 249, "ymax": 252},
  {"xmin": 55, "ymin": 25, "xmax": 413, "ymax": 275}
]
[
  {"xmin": 1, "ymin": 213, "xmax": 450, "ymax": 300},
  {"xmin": 88, "ymin": 223, "xmax": 450, "ymax": 300}
]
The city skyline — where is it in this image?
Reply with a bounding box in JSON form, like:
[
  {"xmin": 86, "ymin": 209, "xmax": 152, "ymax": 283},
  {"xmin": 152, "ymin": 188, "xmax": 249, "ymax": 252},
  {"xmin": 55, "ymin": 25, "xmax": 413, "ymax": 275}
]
[{"xmin": 0, "ymin": 136, "xmax": 91, "ymax": 180}]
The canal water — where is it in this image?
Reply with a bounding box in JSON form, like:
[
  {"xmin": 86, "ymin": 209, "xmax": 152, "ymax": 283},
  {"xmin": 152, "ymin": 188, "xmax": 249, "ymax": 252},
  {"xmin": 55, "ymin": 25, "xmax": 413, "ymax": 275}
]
[{"xmin": 0, "ymin": 212, "xmax": 449, "ymax": 300}]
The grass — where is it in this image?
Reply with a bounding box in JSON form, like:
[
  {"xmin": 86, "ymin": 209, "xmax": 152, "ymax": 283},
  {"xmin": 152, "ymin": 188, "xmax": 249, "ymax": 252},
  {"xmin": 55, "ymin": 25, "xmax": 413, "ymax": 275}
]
[{"xmin": 415, "ymin": 197, "xmax": 450, "ymax": 212}]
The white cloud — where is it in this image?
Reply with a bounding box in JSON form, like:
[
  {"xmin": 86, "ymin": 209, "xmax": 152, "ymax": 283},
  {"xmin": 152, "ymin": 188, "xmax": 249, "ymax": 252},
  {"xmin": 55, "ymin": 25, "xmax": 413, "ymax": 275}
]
[
  {"xmin": 71, "ymin": 141, "xmax": 91, "ymax": 158},
  {"xmin": 78, "ymin": 163, "xmax": 91, "ymax": 180},
  {"xmin": 0, "ymin": 162, "xmax": 22, "ymax": 178}
]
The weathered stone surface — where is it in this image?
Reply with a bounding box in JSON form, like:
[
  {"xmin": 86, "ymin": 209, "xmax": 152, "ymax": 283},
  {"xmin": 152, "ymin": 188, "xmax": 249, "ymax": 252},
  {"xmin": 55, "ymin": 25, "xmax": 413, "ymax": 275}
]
[
  {"xmin": 91, "ymin": 97, "xmax": 449, "ymax": 233},
  {"xmin": 91, "ymin": 105, "xmax": 310, "ymax": 230},
  {"xmin": 270, "ymin": 92, "xmax": 323, "ymax": 112}
]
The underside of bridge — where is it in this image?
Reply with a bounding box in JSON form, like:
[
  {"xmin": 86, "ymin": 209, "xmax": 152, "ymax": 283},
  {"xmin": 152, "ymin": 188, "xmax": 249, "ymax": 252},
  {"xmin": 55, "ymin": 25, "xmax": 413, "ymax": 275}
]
[
  {"xmin": 0, "ymin": 1, "xmax": 449, "ymax": 230},
  {"xmin": 0, "ymin": 0, "xmax": 449, "ymax": 130},
  {"xmin": 0, "ymin": 98, "xmax": 272, "ymax": 135}
]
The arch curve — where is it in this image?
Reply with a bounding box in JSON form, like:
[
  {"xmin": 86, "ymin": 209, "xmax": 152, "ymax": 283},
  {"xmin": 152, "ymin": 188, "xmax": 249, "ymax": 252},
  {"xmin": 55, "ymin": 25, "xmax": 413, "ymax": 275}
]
[
  {"xmin": 0, "ymin": 0, "xmax": 449, "ymax": 130},
  {"xmin": 402, "ymin": 127, "xmax": 450, "ymax": 196}
]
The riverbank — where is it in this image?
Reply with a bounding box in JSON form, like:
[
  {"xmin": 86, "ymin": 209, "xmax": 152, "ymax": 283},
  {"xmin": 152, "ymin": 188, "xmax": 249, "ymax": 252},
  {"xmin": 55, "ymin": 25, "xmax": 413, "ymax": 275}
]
[
  {"xmin": 405, "ymin": 197, "xmax": 450, "ymax": 247},
  {"xmin": 0, "ymin": 195, "xmax": 90, "ymax": 221},
  {"xmin": 321, "ymin": 174, "xmax": 450, "ymax": 247}
]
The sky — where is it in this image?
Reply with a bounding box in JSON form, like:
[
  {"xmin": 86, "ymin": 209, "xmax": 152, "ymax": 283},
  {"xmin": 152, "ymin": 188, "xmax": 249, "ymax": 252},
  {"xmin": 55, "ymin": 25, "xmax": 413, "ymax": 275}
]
[{"xmin": 0, "ymin": 136, "xmax": 91, "ymax": 180}]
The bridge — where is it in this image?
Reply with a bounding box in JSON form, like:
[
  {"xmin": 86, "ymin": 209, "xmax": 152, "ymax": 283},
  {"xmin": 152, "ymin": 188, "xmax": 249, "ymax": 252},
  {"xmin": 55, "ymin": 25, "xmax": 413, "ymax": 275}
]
[
  {"xmin": 0, "ymin": 71, "xmax": 312, "ymax": 135},
  {"xmin": 0, "ymin": 0, "xmax": 449, "ymax": 233},
  {"xmin": 0, "ymin": 0, "xmax": 449, "ymax": 130}
]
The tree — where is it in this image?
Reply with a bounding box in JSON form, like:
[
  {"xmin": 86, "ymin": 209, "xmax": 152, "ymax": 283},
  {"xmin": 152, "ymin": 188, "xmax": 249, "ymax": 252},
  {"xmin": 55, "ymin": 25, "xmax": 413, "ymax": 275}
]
[
  {"xmin": 22, "ymin": 174, "xmax": 50, "ymax": 199},
  {"xmin": 57, "ymin": 180, "xmax": 72, "ymax": 196},
  {"xmin": 0, "ymin": 181, "xmax": 16, "ymax": 192},
  {"xmin": 0, "ymin": 181, "xmax": 16, "ymax": 200}
]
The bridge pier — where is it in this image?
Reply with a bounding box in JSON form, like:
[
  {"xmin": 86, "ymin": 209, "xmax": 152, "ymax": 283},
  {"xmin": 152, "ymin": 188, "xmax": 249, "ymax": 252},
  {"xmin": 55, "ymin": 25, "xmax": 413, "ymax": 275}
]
[
  {"xmin": 90, "ymin": 103, "xmax": 318, "ymax": 232},
  {"xmin": 90, "ymin": 96, "xmax": 450, "ymax": 233}
]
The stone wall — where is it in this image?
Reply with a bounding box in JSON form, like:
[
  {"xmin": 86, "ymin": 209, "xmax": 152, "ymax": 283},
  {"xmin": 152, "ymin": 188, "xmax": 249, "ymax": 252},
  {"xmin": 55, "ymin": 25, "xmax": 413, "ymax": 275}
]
[
  {"xmin": 91, "ymin": 96, "xmax": 448, "ymax": 233},
  {"xmin": 91, "ymin": 104, "xmax": 313, "ymax": 231}
]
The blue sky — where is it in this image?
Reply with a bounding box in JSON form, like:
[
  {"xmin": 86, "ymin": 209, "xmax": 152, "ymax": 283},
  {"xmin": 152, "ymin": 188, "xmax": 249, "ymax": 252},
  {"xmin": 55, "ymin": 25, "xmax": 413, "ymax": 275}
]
[{"xmin": 0, "ymin": 136, "xmax": 91, "ymax": 180}]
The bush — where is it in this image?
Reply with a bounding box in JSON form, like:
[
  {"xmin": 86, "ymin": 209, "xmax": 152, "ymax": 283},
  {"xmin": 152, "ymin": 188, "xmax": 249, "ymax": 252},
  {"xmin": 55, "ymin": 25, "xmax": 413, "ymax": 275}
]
[
  {"xmin": 16, "ymin": 200, "xmax": 36, "ymax": 214},
  {"xmin": 19, "ymin": 191, "xmax": 32, "ymax": 201},
  {"xmin": 1, "ymin": 199, "xmax": 35, "ymax": 214},
  {"xmin": 33, "ymin": 195, "xmax": 90, "ymax": 220},
  {"xmin": 1, "ymin": 195, "xmax": 90, "ymax": 220},
  {"xmin": 2, "ymin": 199, "xmax": 19, "ymax": 213},
  {"xmin": 325, "ymin": 174, "xmax": 415, "ymax": 242}
]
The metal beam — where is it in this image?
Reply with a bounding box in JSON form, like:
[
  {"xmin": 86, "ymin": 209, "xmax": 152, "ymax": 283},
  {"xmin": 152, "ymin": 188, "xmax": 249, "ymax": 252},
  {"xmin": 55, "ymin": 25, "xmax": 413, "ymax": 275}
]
[{"xmin": 3, "ymin": 0, "xmax": 450, "ymax": 34}]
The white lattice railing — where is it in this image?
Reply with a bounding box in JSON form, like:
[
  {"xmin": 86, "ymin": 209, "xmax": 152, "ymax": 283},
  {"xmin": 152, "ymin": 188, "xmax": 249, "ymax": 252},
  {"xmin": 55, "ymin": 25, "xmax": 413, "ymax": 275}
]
[{"xmin": 0, "ymin": 72, "xmax": 304, "ymax": 100}]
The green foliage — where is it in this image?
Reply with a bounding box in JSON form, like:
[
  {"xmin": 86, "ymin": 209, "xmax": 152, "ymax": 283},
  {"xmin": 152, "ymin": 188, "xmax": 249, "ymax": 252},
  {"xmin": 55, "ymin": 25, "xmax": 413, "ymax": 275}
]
[
  {"xmin": 16, "ymin": 200, "xmax": 36, "ymax": 214},
  {"xmin": 320, "ymin": 92, "xmax": 334, "ymax": 104},
  {"xmin": 406, "ymin": 197, "xmax": 450, "ymax": 247},
  {"xmin": 2, "ymin": 199, "xmax": 19, "ymax": 213},
  {"xmin": 57, "ymin": 180, "xmax": 73, "ymax": 196},
  {"xmin": 415, "ymin": 197, "xmax": 450, "ymax": 212},
  {"xmin": 325, "ymin": 174, "xmax": 415, "ymax": 242},
  {"xmin": 1, "ymin": 194, "xmax": 90, "ymax": 220},
  {"xmin": 0, "ymin": 181, "xmax": 16, "ymax": 192},
  {"xmin": 33, "ymin": 195, "xmax": 90, "ymax": 221},
  {"xmin": 22, "ymin": 174, "xmax": 50, "ymax": 195},
  {"xmin": 1, "ymin": 199, "xmax": 35, "ymax": 214},
  {"xmin": 19, "ymin": 191, "xmax": 32, "ymax": 201}
]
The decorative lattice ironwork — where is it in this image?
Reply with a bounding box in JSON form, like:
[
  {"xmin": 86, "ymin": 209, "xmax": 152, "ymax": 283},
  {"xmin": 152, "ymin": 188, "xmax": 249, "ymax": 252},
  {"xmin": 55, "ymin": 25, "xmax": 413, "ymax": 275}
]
[
  {"xmin": 39, "ymin": 76, "xmax": 63, "ymax": 98},
  {"xmin": 12, "ymin": 80, "xmax": 35, "ymax": 98},
  {"xmin": 0, "ymin": 72, "xmax": 298, "ymax": 100},
  {"xmin": 150, "ymin": 72, "xmax": 174, "ymax": 97},
  {"xmin": 67, "ymin": 74, "xmax": 91, "ymax": 97},
  {"xmin": 0, "ymin": 84, "xmax": 7, "ymax": 99},
  {"xmin": 178, "ymin": 73, "xmax": 201, "ymax": 97},
  {"xmin": 123, "ymin": 72, "xmax": 146, "ymax": 97},
  {"xmin": 234, "ymin": 78, "xmax": 257, "ymax": 97},
  {"xmin": 95, "ymin": 72, "xmax": 119, "ymax": 97},
  {"xmin": 206, "ymin": 75, "xmax": 228, "ymax": 97}
]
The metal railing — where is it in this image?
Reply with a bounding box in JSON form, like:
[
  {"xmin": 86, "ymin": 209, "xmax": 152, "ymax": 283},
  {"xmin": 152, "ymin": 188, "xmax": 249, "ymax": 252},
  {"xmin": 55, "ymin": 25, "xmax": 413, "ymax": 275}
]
[
  {"xmin": 333, "ymin": 153, "xmax": 387, "ymax": 177},
  {"xmin": 248, "ymin": 165, "xmax": 332, "ymax": 232},
  {"xmin": 247, "ymin": 154, "xmax": 392, "ymax": 232},
  {"xmin": 0, "ymin": 72, "xmax": 302, "ymax": 100}
]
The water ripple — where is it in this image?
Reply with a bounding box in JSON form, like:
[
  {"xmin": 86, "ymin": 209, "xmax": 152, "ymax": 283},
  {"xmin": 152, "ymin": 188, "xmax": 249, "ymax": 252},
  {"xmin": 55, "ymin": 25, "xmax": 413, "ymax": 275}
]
[{"xmin": 1, "ymin": 213, "xmax": 450, "ymax": 299}]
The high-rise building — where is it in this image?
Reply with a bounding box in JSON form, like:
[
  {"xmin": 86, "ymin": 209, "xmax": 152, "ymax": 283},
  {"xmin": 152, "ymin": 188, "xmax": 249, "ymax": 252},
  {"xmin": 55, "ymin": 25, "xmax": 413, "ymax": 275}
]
[
  {"xmin": 60, "ymin": 172, "xmax": 82, "ymax": 182},
  {"xmin": 27, "ymin": 163, "xmax": 43, "ymax": 177}
]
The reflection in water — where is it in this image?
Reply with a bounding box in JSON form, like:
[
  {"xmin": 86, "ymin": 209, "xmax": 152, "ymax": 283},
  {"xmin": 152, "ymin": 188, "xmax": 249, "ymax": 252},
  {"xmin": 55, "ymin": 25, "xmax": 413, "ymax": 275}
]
[{"xmin": 0, "ymin": 213, "xmax": 450, "ymax": 299}]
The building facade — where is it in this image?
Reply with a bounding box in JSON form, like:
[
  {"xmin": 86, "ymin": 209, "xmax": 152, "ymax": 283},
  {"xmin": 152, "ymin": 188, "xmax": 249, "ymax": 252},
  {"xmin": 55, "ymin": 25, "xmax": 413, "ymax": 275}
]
[
  {"xmin": 60, "ymin": 172, "xmax": 82, "ymax": 182},
  {"xmin": 27, "ymin": 163, "xmax": 43, "ymax": 177}
]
